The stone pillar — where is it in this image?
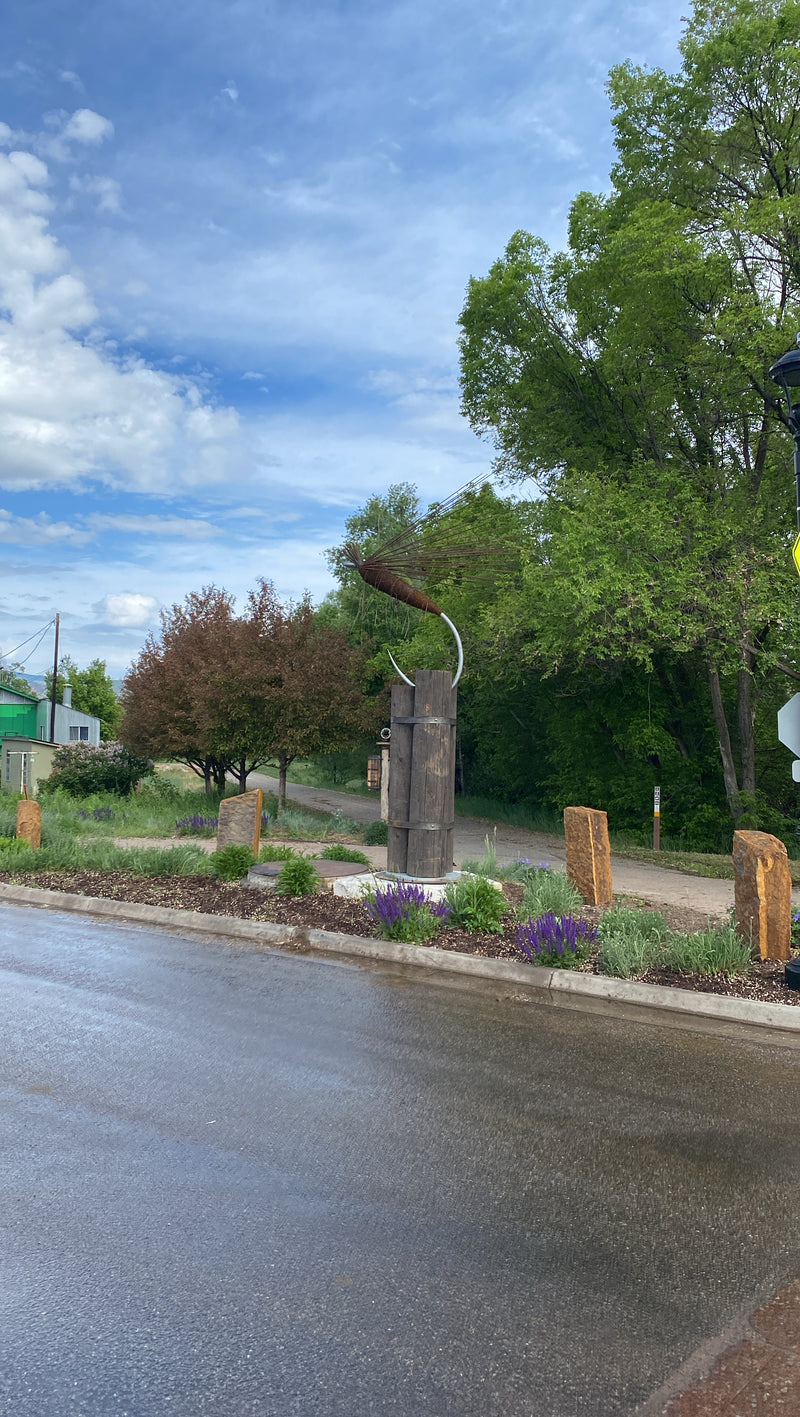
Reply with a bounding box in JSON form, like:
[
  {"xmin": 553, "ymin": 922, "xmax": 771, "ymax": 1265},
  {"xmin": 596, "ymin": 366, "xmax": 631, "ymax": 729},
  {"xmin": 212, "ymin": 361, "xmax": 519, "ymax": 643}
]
[
  {"xmin": 732, "ymin": 830, "xmax": 791, "ymax": 962},
  {"xmin": 16, "ymin": 799, "xmax": 41, "ymax": 850},
  {"xmin": 564, "ymin": 806, "xmax": 613, "ymax": 907},
  {"xmin": 217, "ymin": 788, "xmax": 263, "ymax": 855}
]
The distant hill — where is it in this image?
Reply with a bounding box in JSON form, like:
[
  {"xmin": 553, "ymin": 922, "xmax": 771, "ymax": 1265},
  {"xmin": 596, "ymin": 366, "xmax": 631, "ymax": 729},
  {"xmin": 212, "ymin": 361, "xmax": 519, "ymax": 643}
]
[{"xmin": 21, "ymin": 674, "xmax": 125, "ymax": 697}]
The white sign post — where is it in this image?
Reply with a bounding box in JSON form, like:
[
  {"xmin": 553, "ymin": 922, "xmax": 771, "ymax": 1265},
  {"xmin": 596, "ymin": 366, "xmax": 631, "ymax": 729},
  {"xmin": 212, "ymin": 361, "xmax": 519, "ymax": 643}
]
[{"xmin": 777, "ymin": 694, "xmax": 800, "ymax": 781}]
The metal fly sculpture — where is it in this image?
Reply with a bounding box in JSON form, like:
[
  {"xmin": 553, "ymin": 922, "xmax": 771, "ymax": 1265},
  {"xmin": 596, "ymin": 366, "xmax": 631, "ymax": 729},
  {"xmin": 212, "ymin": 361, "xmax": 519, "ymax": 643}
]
[{"xmin": 342, "ymin": 477, "xmax": 500, "ymax": 688}]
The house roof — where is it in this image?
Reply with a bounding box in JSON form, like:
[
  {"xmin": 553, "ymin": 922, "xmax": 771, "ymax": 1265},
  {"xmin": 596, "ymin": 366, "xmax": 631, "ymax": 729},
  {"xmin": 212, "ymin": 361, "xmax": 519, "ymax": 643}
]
[{"xmin": 0, "ymin": 685, "xmax": 39, "ymax": 704}]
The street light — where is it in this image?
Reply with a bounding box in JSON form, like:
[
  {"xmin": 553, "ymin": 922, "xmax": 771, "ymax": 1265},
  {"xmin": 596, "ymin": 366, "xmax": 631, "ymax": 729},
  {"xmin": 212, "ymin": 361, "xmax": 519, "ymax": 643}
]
[{"xmin": 769, "ymin": 336, "xmax": 800, "ymax": 533}]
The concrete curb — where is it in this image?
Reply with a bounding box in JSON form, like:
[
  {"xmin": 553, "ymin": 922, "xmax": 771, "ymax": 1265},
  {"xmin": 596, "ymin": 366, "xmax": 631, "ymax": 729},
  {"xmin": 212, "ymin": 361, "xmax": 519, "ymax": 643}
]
[{"xmin": 2, "ymin": 881, "xmax": 800, "ymax": 1042}]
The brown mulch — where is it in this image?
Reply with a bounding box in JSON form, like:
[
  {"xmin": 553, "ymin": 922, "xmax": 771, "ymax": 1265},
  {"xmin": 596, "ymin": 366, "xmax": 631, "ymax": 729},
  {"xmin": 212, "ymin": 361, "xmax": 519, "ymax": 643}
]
[{"xmin": 2, "ymin": 868, "xmax": 799, "ymax": 1007}]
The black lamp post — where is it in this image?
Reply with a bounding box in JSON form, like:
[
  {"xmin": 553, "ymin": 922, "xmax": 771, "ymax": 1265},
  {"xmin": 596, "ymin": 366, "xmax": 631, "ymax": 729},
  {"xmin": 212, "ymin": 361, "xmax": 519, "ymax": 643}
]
[{"xmin": 769, "ymin": 338, "xmax": 800, "ymax": 534}]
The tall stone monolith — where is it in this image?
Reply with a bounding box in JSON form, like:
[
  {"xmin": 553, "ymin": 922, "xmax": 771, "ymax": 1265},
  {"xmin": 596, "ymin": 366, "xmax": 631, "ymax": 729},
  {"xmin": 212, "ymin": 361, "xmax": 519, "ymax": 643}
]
[
  {"xmin": 16, "ymin": 799, "xmax": 41, "ymax": 850},
  {"xmin": 564, "ymin": 806, "xmax": 613, "ymax": 907},
  {"xmin": 732, "ymin": 829, "xmax": 791, "ymax": 962}
]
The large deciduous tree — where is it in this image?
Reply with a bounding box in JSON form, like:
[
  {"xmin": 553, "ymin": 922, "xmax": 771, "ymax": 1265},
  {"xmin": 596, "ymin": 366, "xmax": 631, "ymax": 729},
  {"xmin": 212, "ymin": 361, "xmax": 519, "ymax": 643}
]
[
  {"xmin": 121, "ymin": 581, "xmax": 379, "ymax": 807},
  {"xmin": 458, "ymin": 0, "xmax": 800, "ymax": 828},
  {"xmin": 120, "ymin": 587, "xmax": 238, "ymax": 795}
]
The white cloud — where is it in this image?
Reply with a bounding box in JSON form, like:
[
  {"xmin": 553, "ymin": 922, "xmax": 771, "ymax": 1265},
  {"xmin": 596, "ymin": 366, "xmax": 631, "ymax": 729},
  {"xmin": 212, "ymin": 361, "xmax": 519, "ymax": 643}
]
[
  {"xmin": 95, "ymin": 592, "xmax": 159, "ymax": 626},
  {"xmin": 69, "ymin": 173, "xmax": 123, "ymax": 214},
  {"xmin": 221, "ymin": 82, "xmax": 239, "ymax": 102},
  {"xmin": 0, "ymin": 509, "xmax": 90, "ymax": 546},
  {"xmin": 86, "ymin": 514, "xmax": 220, "ymax": 539},
  {"xmin": 61, "ymin": 109, "xmax": 114, "ymax": 146},
  {"xmin": 0, "ymin": 146, "xmax": 245, "ymax": 493}
]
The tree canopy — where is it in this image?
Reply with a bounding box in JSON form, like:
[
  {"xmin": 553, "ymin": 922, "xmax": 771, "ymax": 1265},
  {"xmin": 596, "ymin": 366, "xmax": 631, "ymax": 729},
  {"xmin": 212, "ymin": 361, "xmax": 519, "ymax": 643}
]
[
  {"xmin": 120, "ymin": 581, "xmax": 379, "ymax": 807},
  {"xmin": 456, "ymin": 0, "xmax": 800, "ymax": 832}
]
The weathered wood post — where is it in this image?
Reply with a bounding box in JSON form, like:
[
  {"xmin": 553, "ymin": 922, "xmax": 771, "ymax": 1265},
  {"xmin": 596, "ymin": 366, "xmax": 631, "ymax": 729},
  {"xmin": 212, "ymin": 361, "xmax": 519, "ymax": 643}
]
[{"xmin": 387, "ymin": 669, "xmax": 457, "ymax": 879}]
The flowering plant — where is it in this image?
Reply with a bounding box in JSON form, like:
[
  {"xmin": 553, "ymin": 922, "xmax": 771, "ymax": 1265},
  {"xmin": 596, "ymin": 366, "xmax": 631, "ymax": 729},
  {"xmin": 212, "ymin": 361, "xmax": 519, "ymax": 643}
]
[
  {"xmin": 175, "ymin": 813, "xmax": 219, "ymax": 837},
  {"xmin": 41, "ymin": 742, "xmax": 153, "ymax": 798},
  {"xmin": 365, "ymin": 881, "xmax": 451, "ymax": 944},
  {"xmin": 516, "ymin": 913, "xmax": 597, "ymax": 968}
]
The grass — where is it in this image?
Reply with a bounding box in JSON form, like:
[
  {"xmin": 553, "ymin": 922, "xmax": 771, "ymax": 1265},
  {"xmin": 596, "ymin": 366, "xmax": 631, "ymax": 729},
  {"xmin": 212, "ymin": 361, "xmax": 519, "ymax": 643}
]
[
  {"xmin": 0, "ymin": 831, "xmax": 212, "ymax": 877},
  {"xmin": 596, "ymin": 907, "xmax": 753, "ymax": 979}
]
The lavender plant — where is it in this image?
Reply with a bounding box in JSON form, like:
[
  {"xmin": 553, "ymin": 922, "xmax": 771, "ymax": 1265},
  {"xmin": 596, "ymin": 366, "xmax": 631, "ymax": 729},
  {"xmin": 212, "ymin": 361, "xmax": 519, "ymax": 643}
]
[
  {"xmin": 175, "ymin": 813, "xmax": 219, "ymax": 837},
  {"xmin": 365, "ymin": 881, "xmax": 451, "ymax": 944},
  {"xmin": 516, "ymin": 913, "xmax": 597, "ymax": 968}
]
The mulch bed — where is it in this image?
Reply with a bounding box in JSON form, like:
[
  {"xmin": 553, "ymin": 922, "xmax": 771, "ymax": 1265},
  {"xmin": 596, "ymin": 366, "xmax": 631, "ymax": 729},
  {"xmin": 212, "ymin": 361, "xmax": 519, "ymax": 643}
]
[{"xmin": 2, "ymin": 868, "xmax": 799, "ymax": 1007}]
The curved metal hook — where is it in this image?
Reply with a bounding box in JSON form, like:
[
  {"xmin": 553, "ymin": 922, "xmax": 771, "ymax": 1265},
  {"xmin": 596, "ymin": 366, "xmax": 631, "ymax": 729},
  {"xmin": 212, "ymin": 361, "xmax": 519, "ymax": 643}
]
[{"xmin": 388, "ymin": 613, "xmax": 464, "ymax": 690}]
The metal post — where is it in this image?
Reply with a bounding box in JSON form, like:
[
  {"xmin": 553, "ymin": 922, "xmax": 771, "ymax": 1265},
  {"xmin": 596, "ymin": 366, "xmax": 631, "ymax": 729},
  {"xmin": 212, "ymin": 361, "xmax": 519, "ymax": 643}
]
[
  {"xmin": 380, "ymin": 743, "xmax": 390, "ymax": 823},
  {"xmin": 653, "ymin": 785, "xmax": 661, "ymax": 852},
  {"xmin": 794, "ymin": 437, "xmax": 800, "ymax": 531},
  {"xmin": 49, "ymin": 613, "xmax": 59, "ymax": 744}
]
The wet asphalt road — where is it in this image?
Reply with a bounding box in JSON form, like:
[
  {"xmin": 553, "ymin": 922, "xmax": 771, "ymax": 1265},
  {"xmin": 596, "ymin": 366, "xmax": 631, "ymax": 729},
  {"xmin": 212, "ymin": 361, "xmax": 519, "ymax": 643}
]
[{"xmin": 3, "ymin": 905, "xmax": 800, "ymax": 1416}]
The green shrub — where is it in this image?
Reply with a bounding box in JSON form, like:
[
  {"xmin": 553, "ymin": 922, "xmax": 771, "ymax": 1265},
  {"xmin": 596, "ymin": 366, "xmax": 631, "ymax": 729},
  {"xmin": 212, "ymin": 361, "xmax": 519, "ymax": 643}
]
[
  {"xmin": 40, "ymin": 742, "xmax": 153, "ymax": 798},
  {"xmin": 318, "ymin": 844, "xmax": 371, "ymax": 866},
  {"xmin": 258, "ymin": 843, "xmax": 297, "ymax": 862},
  {"xmin": 275, "ymin": 855, "xmax": 320, "ymax": 896},
  {"xmin": 661, "ymin": 924, "xmax": 753, "ymax": 977},
  {"xmin": 597, "ymin": 908, "xmax": 670, "ymax": 978},
  {"xmin": 444, "ymin": 875, "xmax": 506, "ymax": 933},
  {"xmin": 0, "ymin": 836, "xmax": 34, "ymax": 863},
  {"xmin": 520, "ymin": 867, "xmax": 582, "ymax": 919},
  {"xmin": 210, "ymin": 844, "xmax": 254, "ymax": 881},
  {"xmin": 363, "ymin": 819, "xmax": 388, "ymax": 846}
]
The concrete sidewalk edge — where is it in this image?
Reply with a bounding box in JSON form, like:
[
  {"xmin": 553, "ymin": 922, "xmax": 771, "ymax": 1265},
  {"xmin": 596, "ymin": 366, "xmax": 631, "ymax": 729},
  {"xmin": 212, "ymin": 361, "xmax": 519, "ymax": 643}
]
[{"xmin": 2, "ymin": 881, "xmax": 800, "ymax": 1039}]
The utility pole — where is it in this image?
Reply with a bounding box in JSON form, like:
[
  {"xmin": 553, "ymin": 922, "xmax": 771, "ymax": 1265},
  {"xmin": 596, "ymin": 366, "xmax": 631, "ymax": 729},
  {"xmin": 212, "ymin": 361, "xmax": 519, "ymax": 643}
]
[{"xmin": 49, "ymin": 613, "xmax": 59, "ymax": 743}]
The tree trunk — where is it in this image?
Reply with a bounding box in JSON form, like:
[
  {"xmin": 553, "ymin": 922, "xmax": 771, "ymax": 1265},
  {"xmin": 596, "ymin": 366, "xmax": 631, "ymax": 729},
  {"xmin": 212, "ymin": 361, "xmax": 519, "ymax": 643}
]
[
  {"xmin": 203, "ymin": 762, "xmax": 214, "ymax": 797},
  {"xmin": 737, "ymin": 660, "xmax": 756, "ymax": 796},
  {"xmin": 277, "ymin": 753, "xmax": 288, "ymax": 816},
  {"xmin": 212, "ymin": 760, "xmax": 227, "ymax": 794},
  {"xmin": 236, "ymin": 758, "xmax": 248, "ymax": 794},
  {"xmin": 706, "ymin": 658, "xmax": 742, "ymax": 822}
]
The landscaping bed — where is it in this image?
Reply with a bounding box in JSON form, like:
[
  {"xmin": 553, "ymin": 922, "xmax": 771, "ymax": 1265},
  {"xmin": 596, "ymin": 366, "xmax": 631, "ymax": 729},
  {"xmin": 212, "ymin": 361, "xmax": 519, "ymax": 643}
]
[{"xmin": 2, "ymin": 867, "xmax": 798, "ymax": 1008}]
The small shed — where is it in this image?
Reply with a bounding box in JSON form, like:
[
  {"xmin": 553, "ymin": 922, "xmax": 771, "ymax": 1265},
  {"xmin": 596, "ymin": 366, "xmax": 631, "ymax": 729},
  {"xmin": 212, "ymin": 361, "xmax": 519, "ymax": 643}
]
[{"xmin": 2, "ymin": 737, "xmax": 59, "ymax": 796}]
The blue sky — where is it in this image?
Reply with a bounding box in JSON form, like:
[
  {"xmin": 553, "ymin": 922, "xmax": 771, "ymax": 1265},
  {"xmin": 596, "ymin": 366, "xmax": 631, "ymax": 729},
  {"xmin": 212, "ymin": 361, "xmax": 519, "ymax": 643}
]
[{"xmin": 0, "ymin": 0, "xmax": 685, "ymax": 677}]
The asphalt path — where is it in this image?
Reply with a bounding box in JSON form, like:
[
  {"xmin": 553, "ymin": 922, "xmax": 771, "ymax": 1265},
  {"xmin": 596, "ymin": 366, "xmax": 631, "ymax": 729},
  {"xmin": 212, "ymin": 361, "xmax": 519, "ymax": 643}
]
[
  {"xmin": 3, "ymin": 903, "xmax": 800, "ymax": 1415},
  {"xmin": 250, "ymin": 774, "xmax": 750, "ymax": 917}
]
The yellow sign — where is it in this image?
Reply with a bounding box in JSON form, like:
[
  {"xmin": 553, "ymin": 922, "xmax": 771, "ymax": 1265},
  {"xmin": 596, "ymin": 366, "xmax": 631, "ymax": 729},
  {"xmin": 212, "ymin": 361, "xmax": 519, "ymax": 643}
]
[{"xmin": 793, "ymin": 532, "xmax": 800, "ymax": 577}]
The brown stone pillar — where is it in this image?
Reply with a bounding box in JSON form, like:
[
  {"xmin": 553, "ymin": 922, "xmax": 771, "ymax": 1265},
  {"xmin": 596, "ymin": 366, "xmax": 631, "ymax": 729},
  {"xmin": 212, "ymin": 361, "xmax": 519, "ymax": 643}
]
[
  {"xmin": 732, "ymin": 830, "xmax": 791, "ymax": 962},
  {"xmin": 564, "ymin": 806, "xmax": 613, "ymax": 907},
  {"xmin": 16, "ymin": 800, "xmax": 41, "ymax": 850}
]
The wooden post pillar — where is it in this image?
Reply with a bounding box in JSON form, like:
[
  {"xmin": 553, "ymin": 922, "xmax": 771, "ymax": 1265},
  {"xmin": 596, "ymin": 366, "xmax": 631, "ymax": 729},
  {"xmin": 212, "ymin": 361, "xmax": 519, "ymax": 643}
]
[{"xmin": 387, "ymin": 669, "xmax": 457, "ymax": 879}]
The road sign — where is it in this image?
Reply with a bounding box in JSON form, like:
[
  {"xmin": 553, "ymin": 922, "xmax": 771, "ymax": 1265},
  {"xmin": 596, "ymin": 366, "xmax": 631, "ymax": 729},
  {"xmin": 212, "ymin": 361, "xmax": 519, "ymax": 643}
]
[
  {"xmin": 793, "ymin": 532, "xmax": 800, "ymax": 576},
  {"xmin": 778, "ymin": 694, "xmax": 800, "ymax": 756},
  {"xmin": 777, "ymin": 694, "xmax": 800, "ymax": 781}
]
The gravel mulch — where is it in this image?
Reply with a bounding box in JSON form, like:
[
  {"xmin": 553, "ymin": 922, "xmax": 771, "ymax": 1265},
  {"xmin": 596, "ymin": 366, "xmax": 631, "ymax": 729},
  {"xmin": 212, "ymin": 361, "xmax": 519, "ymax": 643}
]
[{"xmin": 2, "ymin": 868, "xmax": 799, "ymax": 1007}]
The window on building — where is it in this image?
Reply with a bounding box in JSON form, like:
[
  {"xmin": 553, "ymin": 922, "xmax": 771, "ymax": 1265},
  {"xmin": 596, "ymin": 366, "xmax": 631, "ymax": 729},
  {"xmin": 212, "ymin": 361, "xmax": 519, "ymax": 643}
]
[
  {"xmin": 69, "ymin": 726, "xmax": 79, "ymax": 741},
  {"xmin": 80, "ymin": 726, "xmax": 88, "ymax": 741}
]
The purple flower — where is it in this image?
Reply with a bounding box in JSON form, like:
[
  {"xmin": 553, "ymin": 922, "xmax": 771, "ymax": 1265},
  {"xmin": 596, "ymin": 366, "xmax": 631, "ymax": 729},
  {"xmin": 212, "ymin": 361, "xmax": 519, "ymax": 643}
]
[
  {"xmin": 365, "ymin": 880, "xmax": 451, "ymax": 940},
  {"xmin": 516, "ymin": 913, "xmax": 597, "ymax": 965}
]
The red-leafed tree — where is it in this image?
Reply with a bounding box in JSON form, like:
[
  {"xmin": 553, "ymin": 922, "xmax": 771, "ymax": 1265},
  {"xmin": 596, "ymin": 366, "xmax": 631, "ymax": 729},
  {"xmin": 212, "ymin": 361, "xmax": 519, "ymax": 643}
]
[{"xmin": 120, "ymin": 580, "xmax": 381, "ymax": 806}]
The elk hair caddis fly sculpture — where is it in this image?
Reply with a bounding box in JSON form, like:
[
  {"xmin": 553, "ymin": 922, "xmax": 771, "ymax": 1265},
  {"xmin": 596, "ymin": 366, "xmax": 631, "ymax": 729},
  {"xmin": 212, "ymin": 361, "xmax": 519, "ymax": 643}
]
[{"xmin": 341, "ymin": 476, "xmax": 504, "ymax": 688}]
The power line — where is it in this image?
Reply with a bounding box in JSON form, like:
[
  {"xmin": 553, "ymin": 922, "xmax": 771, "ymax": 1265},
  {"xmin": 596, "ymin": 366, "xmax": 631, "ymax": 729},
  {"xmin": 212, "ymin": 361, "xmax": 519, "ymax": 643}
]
[
  {"xmin": 13, "ymin": 623, "xmax": 56, "ymax": 670},
  {"xmin": 2, "ymin": 618, "xmax": 56, "ymax": 661}
]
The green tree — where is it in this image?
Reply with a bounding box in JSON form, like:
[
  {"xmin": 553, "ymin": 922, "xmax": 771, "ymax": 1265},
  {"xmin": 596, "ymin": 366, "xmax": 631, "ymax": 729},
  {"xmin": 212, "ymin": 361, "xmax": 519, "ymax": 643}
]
[
  {"xmin": 0, "ymin": 661, "xmax": 34, "ymax": 695},
  {"xmin": 458, "ymin": 0, "xmax": 800, "ymax": 830},
  {"xmin": 45, "ymin": 656, "xmax": 122, "ymax": 739}
]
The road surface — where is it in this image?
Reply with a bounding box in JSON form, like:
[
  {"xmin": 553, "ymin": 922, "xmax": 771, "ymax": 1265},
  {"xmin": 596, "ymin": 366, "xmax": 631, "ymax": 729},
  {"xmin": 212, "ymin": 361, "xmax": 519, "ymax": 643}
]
[{"xmin": 2, "ymin": 903, "xmax": 800, "ymax": 1414}]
